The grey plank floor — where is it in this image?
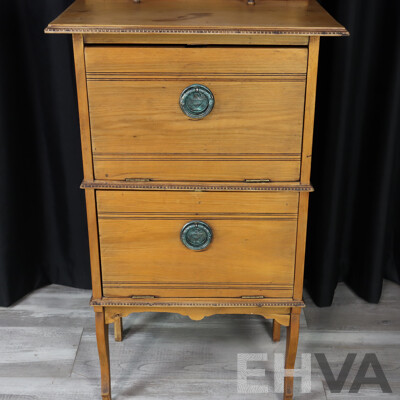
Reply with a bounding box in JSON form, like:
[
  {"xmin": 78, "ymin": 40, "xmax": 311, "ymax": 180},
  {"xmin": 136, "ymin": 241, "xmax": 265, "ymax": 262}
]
[{"xmin": 0, "ymin": 281, "xmax": 399, "ymax": 399}]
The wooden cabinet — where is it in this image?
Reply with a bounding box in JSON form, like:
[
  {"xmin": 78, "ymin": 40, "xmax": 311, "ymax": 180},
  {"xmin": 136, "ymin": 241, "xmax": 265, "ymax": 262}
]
[{"xmin": 46, "ymin": 1, "xmax": 348, "ymax": 399}]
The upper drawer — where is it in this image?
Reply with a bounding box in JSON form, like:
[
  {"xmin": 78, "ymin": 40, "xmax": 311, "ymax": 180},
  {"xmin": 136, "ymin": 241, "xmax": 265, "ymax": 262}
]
[
  {"xmin": 85, "ymin": 46, "xmax": 307, "ymax": 182},
  {"xmin": 85, "ymin": 46, "xmax": 308, "ymax": 75}
]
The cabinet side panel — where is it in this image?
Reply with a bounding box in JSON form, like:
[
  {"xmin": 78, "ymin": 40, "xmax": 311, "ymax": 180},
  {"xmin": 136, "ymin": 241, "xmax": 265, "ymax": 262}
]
[
  {"xmin": 295, "ymin": 37, "xmax": 319, "ymax": 300},
  {"xmin": 85, "ymin": 189, "xmax": 103, "ymax": 299},
  {"xmin": 73, "ymin": 34, "xmax": 102, "ymax": 298},
  {"xmin": 300, "ymin": 36, "xmax": 320, "ymax": 184},
  {"xmin": 293, "ymin": 191, "xmax": 310, "ymax": 300},
  {"xmin": 72, "ymin": 34, "xmax": 94, "ymax": 180}
]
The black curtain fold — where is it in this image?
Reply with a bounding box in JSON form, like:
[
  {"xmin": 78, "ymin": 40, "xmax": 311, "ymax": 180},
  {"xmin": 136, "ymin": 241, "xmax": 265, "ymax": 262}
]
[
  {"xmin": 307, "ymin": 0, "xmax": 400, "ymax": 305},
  {"xmin": 1, "ymin": 0, "xmax": 399, "ymax": 307},
  {"xmin": 0, "ymin": 0, "xmax": 91, "ymax": 306}
]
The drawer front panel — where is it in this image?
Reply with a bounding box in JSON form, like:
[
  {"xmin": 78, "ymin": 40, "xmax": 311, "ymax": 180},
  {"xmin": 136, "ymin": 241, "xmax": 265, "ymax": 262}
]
[
  {"xmin": 88, "ymin": 80, "xmax": 305, "ymax": 181},
  {"xmin": 94, "ymin": 158, "xmax": 300, "ymax": 182},
  {"xmin": 97, "ymin": 191, "xmax": 298, "ymax": 298},
  {"xmin": 85, "ymin": 46, "xmax": 308, "ymax": 75}
]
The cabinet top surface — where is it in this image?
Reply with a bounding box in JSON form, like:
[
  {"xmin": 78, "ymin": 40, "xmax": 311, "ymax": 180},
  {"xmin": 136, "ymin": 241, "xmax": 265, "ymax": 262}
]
[{"xmin": 45, "ymin": 0, "xmax": 348, "ymax": 36}]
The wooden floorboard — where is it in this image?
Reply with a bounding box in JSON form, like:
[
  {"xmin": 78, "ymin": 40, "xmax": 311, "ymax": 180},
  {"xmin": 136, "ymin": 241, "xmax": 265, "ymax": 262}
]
[
  {"xmin": 0, "ymin": 281, "xmax": 399, "ymax": 399},
  {"xmin": 0, "ymin": 326, "xmax": 82, "ymax": 378},
  {"xmin": 0, "ymin": 285, "xmax": 93, "ymax": 328},
  {"xmin": 303, "ymin": 281, "xmax": 400, "ymax": 331},
  {"xmin": 0, "ymin": 377, "xmax": 325, "ymax": 400}
]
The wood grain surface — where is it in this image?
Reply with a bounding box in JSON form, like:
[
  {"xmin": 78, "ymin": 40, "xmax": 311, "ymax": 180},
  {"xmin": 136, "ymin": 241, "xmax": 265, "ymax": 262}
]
[
  {"xmin": 104, "ymin": 306, "xmax": 291, "ymax": 325},
  {"xmin": 93, "ymin": 159, "xmax": 301, "ymax": 183},
  {"xmin": 300, "ymin": 36, "xmax": 320, "ymax": 184},
  {"xmin": 45, "ymin": 0, "xmax": 349, "ymax": 37},
  {"xmin": 96, "ymin": 190, "xmax": 298, "ymax": 298},
  {"xmin": 87, "ymin": 58, "xmax": 306, "ymax": 182},
  {"xmin": 83, "ymin": 33, "xmax": 310, "ymax": 46},
  {"xmin": 85, "ymin": 46, "xmax": 308, "ymax": 75},
  {"xmin": 87, "ymin": 83, "xmax": 306, "ymax": 153},
  {"xmin": 96, "ymin": 191, "xmax": 299, "ymax": 215}
]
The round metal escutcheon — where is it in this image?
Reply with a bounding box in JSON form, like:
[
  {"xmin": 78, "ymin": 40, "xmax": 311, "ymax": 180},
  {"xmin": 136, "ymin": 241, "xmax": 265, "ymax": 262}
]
[
  {"xmin": 179, "ymin": 84, "xmax": 215, "ymax": 119},
  {"xmin": 180, "ymin": 220, "xmax": 213, "ymax": 251}
]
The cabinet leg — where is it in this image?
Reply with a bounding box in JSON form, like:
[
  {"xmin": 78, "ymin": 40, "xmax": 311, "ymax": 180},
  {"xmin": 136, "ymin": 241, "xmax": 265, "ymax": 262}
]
[
  {"xmin": 95, "ymin": 311, "xmax": 111, "ymax": 400},
  {"xmin": 114, "ymin": 317, "xmax": 123, "ymax": 342},
  {"xmin": 284, "ymin": 312, "xmax": 300, "ymax": 400},
  {"xmin": 273, "ymin": 319, "xmax": 281, "ymax": 342}
]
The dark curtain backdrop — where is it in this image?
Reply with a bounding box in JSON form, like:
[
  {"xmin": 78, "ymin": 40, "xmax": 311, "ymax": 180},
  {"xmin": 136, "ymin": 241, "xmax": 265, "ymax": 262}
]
[{"xmin": 1, "ymin": 1, "xmax": 399, "ymax": 307}]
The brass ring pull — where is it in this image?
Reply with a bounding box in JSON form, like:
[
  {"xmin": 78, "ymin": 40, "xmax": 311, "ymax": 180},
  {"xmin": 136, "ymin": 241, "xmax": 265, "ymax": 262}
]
[
  {"xmin": 180, "ymin": 220, "xmax": 213, "ymax": 251},
  {"xmin": 179, "ymin": 84, "xmax": 215, "ymax": 119}
]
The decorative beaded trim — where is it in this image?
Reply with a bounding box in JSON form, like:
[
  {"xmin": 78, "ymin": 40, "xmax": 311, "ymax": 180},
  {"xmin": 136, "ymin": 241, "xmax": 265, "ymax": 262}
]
[
  {"xmin": 45, "ymin": 27, "xmax": 348, "ymax": 36},
  {"xmin": 81, "ymin": 181, "xmax": 314, "ymax": 192},
  {"xmin": 90, "ymin": 299, "xmax": 305, "ymax": 308}
]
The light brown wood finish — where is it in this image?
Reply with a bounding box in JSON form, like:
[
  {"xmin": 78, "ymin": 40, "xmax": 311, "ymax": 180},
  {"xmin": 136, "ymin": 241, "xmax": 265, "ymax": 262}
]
[
  {"xmin": 86, "ymin": 47, "xmax": 307, "ymax": 183},
  {"xmin": 293, "ymin": 192, "xmax": 310, "ymax": 300},
  {"xmin": 83, "ymin": 33, "xmax": 309, "ymax": 46},
  {"xmin": 82, "ymin": 180, "xmax": 314, "ymax": 192},
  {"xmin": 104, "ymin": 306, "xmax": 292, "ymax": 325},
  {"xmin": 87, "ymin": 80, "xmax": 306, "ymax": 155},
  {"xmin": 73, "ymin": 35, "xmax": 103, "ymax": 299},
  {"xmin": 96, "ymin": 191, "xmax": 299, "ymax": 214},
  {"xmin": 87, "ymin": 73, "xmax": 306, "ymax": 182},
  {"xmin": 85, "ymin": 46, "xmax": 308, "ymax": 75},
  {"xmin": 273, "ymin": 319, "xmax": 281, "ymax": 342},
  {"xmin": 113, "ymin": 317, "xmax": 123, "ymax": 342},
  {"xmin": 83, "ymin": 189, "xmax": 102, "ymax": 299},
  {"xmin": 86, "ymin": 46, "xmax": 306, "ymax": 182},
  {"xmin": 300, "ymin": 36, "xmax": 320, "ymax": 184},
  {"xmin": 97, "ymin": 191, "xmax": 298, "ymax": 298},
  {"xmin": 72, "ymin": 34, "xmax": 93, "ymax": 180},
  {"xmin": 284, "ymin": 310, "xmax": 301, "ymax": 400},
  {"xmin": 91, "ymin": 297, "xmax": 304, "ymax": 308},
  {"xmin": 94, "ymin": 158, "xmax": 301, "ymax": 183},
  {"xmin": 46, "ymin": 0, "xmax": 348, "ymax": 37},
  {"xmin": 292, "ymin": 36, "xmax": 320, "ymax": 313},
  {"xmin": 95, "ymin": 311, "xmax": 111, "ymax": 400}
]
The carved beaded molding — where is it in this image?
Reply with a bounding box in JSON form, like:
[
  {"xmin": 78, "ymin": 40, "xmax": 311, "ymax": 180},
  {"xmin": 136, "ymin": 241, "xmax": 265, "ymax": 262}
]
[
  {"xmin": 81, "ymin": 181, "xmax": 314, "ymax": 192},
  {"xmin": 90, "ymin": 299, "xmax": 305, "ymax": 308},
  {"xmin": 45, "ymin": 27, "xmax": 349, "ymax": 36}
]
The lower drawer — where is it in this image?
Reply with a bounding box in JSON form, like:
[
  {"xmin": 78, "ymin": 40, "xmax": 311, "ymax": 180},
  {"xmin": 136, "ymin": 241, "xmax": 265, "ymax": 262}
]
[{"xmin": 96, "ymin": 191, "xmax": 299, "ymax": 298}]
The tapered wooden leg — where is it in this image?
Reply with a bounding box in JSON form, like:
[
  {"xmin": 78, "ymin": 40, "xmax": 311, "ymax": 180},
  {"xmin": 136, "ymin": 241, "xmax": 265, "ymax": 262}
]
[
  {"xmin": 284, "ymin": 311, "xmax": 300, "ymax": 400},
  {"xmin": 95, "ymin": 311, "xmax": 111, "ymax": 400},
  {"xmin": 273, "ymin": 319, "xmax": 281, "ymax": 342},
  {"xmin": 114, "ymin": 317, "xmax": 123, "ymax": 342}
]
